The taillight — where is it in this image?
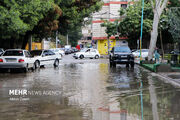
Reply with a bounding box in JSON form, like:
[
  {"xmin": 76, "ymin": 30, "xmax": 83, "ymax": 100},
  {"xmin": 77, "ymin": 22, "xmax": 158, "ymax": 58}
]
[
  {"xmin": 18, "ymin": 59, "xmax": 24, "ymax": 63},
  {"xmin": 0, "ymin": 59, "xmax": 3, "ymax": 62}
]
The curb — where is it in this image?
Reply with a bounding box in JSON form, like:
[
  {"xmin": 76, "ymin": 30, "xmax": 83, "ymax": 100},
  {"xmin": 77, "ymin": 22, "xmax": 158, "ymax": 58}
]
[{"xmin": 137, "ymin": 63, "xmax": 180, "ymax": 88}]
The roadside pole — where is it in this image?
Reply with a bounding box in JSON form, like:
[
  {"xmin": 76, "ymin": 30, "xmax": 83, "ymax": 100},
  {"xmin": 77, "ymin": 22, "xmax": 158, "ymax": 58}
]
[
  {"xmin": 56, "ymin": 31, "xmax": 58, "ymax": 48},
  {"xmin": 28, "ymin": 35, "xmax": 32, "ymax": 51},
  {"xmin": 66, "ymin": 34, "xmax": 69, "ymax": 45},
  {"xmin": 140, "ymin": 0, "xmax": 145, "ymax": 119},
  {"xmin": 140, "ymin": 0, "xmax": 144, "ymax": 61}
]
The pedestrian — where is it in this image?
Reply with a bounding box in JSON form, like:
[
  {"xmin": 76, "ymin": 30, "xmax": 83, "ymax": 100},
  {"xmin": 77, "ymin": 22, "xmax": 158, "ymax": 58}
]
[{"xmin": 154, "ymin": 47, "xmax": 160, "ymax": 63}]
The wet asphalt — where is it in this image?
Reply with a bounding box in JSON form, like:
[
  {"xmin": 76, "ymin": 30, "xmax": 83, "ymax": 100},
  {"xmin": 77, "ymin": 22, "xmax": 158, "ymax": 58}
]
[{"xmin": 0, "ymin": 54, "xmax": 179, "ymax": 120}]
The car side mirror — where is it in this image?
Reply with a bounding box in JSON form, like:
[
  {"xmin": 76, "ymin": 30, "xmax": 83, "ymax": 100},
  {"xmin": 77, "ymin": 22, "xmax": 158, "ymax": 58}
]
[{"xmin": 42, "ymin": 54, "xmax": 45, "ymax": 57}]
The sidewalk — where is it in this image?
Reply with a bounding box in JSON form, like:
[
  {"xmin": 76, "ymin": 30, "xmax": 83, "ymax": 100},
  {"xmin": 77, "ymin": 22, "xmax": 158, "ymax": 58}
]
[{"xmin": 135, "ymin": 58, "xmax": 180, "ymax": 87}]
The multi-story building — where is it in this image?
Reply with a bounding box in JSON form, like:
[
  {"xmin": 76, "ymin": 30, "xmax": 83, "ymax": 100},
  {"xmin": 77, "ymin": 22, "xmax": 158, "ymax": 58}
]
[{"xmin": 91, "ymin": 0, "xmax": 133, "ymax": 55}]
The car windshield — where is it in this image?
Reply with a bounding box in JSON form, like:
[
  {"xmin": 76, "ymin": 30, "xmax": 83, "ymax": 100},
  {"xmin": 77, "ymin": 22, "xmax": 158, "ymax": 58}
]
[
  {"xmin": 30, "ymin": 50, "xmax": 42, "ymax": 56},
  {"xmin": 3, "ymin": 50, "xmax": 24, "ymax": 56},
  {"xmin": 80, "ymin": 48, "xmax": 88, "ymax": 52},
  {"xmin": 114, "ymin": 46, "xmax": 131, "ymax": 53}
]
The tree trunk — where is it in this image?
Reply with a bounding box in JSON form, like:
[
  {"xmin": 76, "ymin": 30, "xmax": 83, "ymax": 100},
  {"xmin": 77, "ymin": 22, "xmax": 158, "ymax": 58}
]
[
  {"xmin": 22, "ymin": 31, "xmax": 31, "ymax": 49},
  {"xmin": 148, "ymin": 12, "xmax": 160, "ymax": 60}
]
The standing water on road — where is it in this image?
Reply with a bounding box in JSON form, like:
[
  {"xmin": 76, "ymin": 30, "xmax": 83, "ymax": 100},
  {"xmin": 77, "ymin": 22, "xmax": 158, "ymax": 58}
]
[{"xmin": 0, "ymin": 55, "xmax": 179, "ymax": 120}]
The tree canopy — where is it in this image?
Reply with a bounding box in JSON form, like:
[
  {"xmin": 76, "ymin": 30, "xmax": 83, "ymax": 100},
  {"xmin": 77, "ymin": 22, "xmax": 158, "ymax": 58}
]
[
  {"xmin": 0, "ymin": 0, "xmax": 102, "ymax": 48},
  {"xmin": 0, "ymin": 0, "xmax": 53, "ymax": 39}
]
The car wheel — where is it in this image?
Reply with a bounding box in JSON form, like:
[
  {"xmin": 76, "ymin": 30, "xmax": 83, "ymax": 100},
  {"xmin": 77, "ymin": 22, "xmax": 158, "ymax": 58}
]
[
  {"xmin": 110, "ymin": 61, "xmax": 113, "ymax": 67},
  {"xmin": 32, "ymin": 63, "xmax": 36, "ymax": 71},
  {"xmin": 79, "ymin": 55, "xmax": 84, "ymax": 59},
  {"xmin": 23, "ymin": 65, "xmax": 29, "ymax": 73},
  {"xmin": 112, "ymin": 62, "xmax": 116, "ymax": 67},
  {"xmin": 131, "ymin": 62, "xmax": 134, "ymax": 68},
  {"xmin": 126, "ymin": 63, "xmax": 129, "ymax": 68},
  {"xmin": 54, "ymin": 59, "xmax": 59, "ymax": 67},
  {"xmin": 35, "ymin": 60, "xmax": 40, "ymax": 69},
  {"xmin": 95, "ymin": 55, "xmax": 99, "ymax": 59}
]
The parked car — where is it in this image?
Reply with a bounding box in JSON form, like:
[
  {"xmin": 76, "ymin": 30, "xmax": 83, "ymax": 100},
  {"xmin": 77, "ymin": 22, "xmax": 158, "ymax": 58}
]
[
  {"xmin": 109, "ymin": 46, "xmax": 134, "ymax": 67},
  {"xmin": 0, "ymin": 49, "xmax": 35, "ymax": 72},
  {"xmin": 132, "ymin": 49, "xmax": 149, "ymax": 58},
  {"xmin": 49, "ymin": 48, "xmax": 65, "ymax": 57},
  {"xmin": 71, "ymin": 47, "xmax": 78, "ymax": 53},
  {"xmin": 30, "ymin": 50, "xmax": 61, "ymax": 68},
  {"xmin": 170, "ymin": 50, "xmax": 180, "ymax": 55},
  {"xmin": 0, "ymin": 48, "xmax": 4, "ymax": 56},
  {"xmin": 73, "ymin": 48, "xmax": 100, "ymax": 59},
  {"xmin": 65, "ymin": 48, "xmax": 71, "ymax": 55}
]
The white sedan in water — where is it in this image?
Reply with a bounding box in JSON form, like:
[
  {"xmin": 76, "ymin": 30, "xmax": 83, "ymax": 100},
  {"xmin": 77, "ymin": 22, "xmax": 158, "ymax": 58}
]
[
  {"xmin": 30, "ymin": 50, "xmax": 61, "ymax": 68},
  {"xmin": 0, "ymin": 49, "xmax": 35, "ymax": 72},
  {"xmin": 73, "ymin": 48, "xmax": 100, "ymax": 59},
  {"xmin": 132, "ymin": 49, "xmax": 149, "ymax": 58}
]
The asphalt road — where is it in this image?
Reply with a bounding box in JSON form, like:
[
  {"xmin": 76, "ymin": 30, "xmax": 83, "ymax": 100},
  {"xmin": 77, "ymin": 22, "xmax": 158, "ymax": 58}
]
[{"xmin": 0, "ymin": 54, "xmax": 179, "ymax": 120}]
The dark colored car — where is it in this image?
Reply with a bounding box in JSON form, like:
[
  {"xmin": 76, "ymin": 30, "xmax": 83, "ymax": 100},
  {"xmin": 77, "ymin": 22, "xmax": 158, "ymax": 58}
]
[
  {"xmin": 109, "ymin": 46, "xmax": 134, "ymax": 67},
  {"xmin": 65, "ymin": 49, "xmax": 71, "ymax": 55}
]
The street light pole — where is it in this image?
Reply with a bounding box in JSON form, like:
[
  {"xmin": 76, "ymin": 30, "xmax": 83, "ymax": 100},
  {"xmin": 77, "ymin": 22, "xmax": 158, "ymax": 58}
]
[
  {"xmin": 66, "ymin": 33, "xmax": 69, "ymax": 45},
  {"xmin": 140, "ymin": 0, "xmax": 144, "ymax": 119},
  {"xmin": 56, "ymin": 31, "xmax": 58, "ymax": 48},
  {"xmin": 140, "ymin": 0, "xmax": 144, "ymax": 61}
]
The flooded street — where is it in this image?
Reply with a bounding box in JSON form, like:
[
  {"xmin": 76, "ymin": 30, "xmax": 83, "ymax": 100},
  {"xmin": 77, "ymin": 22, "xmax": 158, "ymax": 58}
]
[{"xmin": 0, "ymin": 55, "xmax": 180, "ymax": 120}]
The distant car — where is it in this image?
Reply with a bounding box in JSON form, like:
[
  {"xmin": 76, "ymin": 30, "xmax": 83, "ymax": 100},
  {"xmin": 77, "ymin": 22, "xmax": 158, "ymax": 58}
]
[
  {"xmin": 65, "ymin": 48, "xmax": 71, "ymax": 55},
  {"xmin": 30, "ymin": 50, "xmax": 61, "ymax": 68},
  {"xmin": 73, "ymin": 48, "xmax": 100, "ymax": 59},
  {"xmin": 109, "ymin": 46, "xmax": 134, "ymax": 67},
  {"xmin": 132, "ymin": 49, "xmax": 149, "ymax": 58},
  {"xmin": 0, "ymin": 49, "xmax": 35, "ymax": 72},
  {"xmin": 49, "ymin": 48, "xmax": 65, "ymax": 57},
  {"xmin": 170, "ymin": 50, "xmax": 180, "ymax": 55},
  {"xmin": 0, "ymin": 48, "xmax": 4, "ymax": 56},
  {"xmin": 72, "ymin": 47, "xmax": 78, "ymax": 52}
]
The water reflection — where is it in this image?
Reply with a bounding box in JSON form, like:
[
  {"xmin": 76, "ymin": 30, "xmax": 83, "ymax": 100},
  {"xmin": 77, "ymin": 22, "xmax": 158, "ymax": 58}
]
[{"xmin": 0, "ymin": 62, "xmax": 180, "ymax": 120}]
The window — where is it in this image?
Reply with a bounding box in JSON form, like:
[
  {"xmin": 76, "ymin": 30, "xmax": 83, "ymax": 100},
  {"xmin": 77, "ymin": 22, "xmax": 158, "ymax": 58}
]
[
  {"xmin": 24, "ymin": 51, "xmax": 30, "ymax": 57},
  {"xmin": 121, "ymin": 4, "xmax": 127, "ymax": 9},
  {"xmin": 43, "ymin": 50, "xmax": 49, "ymax": 56},
  {"xmin": 114, "ymin": 47, "xmax": 131, "ymax": 53},
  {"xmin": 48, "ymin": 50, "xmax": 55, "ymax": 55},
  {"xmin": 91, "ymin": 49, "xmax": 96, "ymax": 53},
  {"xmin": 30, "ymin": 50, "xmax": 42, "ymax": 56},
  {"xmin": 3, "ymin": 50, "xmax": 24, "ymax": 56}
]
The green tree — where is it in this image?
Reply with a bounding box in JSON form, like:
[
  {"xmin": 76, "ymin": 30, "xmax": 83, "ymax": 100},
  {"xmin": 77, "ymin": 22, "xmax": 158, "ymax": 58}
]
[
  {"xmin": 118, "ymin": 1, "xmax": 153, "ymax": 48},
  {"xmin": 0, "ymin": 0, "xmax": 54, "ymax": 48},
  {"xmin": 0, "ymin": 0, "xmax": 102, "ymax": 49}
]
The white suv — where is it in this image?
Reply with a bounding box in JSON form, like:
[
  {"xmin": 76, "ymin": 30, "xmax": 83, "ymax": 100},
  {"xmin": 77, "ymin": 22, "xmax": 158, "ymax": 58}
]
[
  {"xmin": 30, "ymin": 50, "xmax": 61, "ymax": 68},
  {"xmin": 73, "ymin": 48, "xmax": 100, "ymax": 59}
]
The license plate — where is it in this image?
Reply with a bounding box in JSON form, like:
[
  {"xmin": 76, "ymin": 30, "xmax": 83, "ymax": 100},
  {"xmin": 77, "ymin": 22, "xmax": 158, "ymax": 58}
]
[
  {"xmin": 121, "ymin": 56, "xmax": 127, "ymax": 58},
  {"xmin": 121, "ymin": 59, "xmax": 127, "ymax": 61},
  {"xmin": 6, "ymin": 60, "xmax": 16, "ymax": 62}
]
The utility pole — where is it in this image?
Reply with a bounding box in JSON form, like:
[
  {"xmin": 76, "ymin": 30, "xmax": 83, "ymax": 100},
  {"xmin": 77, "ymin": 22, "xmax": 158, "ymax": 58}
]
[
  {"xmin": 107, "ymin": 0, "xmax": 110, "ymax": 55},
  {"xmin": 140, "ymin": 0, "xmax": 144, "ymax": 61},
  {"xmin": 66, "ymin": 33, "xmax": 69, "ymax": 45},
  {"xmin": 56, "ymin": 31, "xmax": 58, "ymax": 48},
  {"xmin": 28, "ymin": 35, "xmax": 32, "ymax": 51}
]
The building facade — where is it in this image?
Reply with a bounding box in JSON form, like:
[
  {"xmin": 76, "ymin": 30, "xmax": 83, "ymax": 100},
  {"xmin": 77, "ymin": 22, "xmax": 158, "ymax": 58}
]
[{"xmin": 91, "ymin": 0, "xmax": 133, "ymax": 55}]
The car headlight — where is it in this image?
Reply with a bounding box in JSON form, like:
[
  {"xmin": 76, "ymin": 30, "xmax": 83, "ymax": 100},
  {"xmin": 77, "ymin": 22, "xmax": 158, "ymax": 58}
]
[
  {"xmin": 130, "ymin": 54, "xmax": 134, "ymax": 57},
  {"xmin": 115, "ymin": 54, "xmax": 118, "ymax": 57}
]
